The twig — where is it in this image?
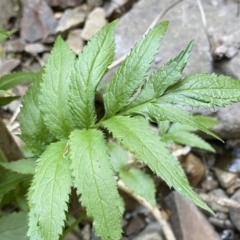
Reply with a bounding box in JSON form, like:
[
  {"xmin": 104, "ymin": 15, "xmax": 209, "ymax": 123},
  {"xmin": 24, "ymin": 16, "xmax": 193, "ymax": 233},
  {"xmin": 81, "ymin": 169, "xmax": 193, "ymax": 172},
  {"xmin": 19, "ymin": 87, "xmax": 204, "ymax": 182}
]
[
  {"xmin": 199, "ymin": 193, "xmax": 240, "ymax": 209},
  {"xmin": 109, "ymin": 0, "xmax": 184, "ymax": 70},
  {"xmin": 118, "ymin": 180, "xmax": 176, "ymax": 240},
  {"xmin": 197, "ymin": 0, "xmax": 214, "ymax": 53}
]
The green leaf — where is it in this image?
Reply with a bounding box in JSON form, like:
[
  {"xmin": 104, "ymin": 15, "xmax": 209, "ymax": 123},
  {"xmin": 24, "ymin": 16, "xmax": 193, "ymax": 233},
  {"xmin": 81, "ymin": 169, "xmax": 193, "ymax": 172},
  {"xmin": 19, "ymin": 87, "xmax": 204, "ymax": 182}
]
[
  {"xmin": 0, "ymin": 28, "xmax": 13, "ymax": 43},
  {"xmin": 28, "ymin": 141, "xmax": 72, "ymax": 240},
  {"xmin": 128, "ymin": 41, "xmax": 193, "ymax": 109},
  {"xmin": 159, "ymin": 73, "xmax": 240, "ymax": 108},
  {"xmin": 108, "ymin": 142, "xmax": 128, "ymax": 172},
  {"xmin": 0, "ymin": 158, "xmax": 36, "ymax": 175},
  {"xmin": 120, "ymin": 169, "xmax": 156, "ymax": 207},
  {"xmin": 158, "ymin": 120, "xmax": 170, "ymax": 136},
  {"xmin": 162, "ymin": 131, "xmax": 215, "ymax": 152},
  {"xmin": 69, "ymin": 20, "xmax": 118, "ymax": 129},
  {"xmin": 102, "ymin": 116, "xmax": 213, "ymax": 213},
  {"xmin": 0, "ymin": 173, "xmax": 28, "ymax": 196},
  {"xmin": 103, "ymin": 21, "xmax": 169, "ymax": 118},
  {"xmin": 69, "ymin": 129, "xmax": 123, "ymax": 240},
  {"xmin": 0, "ymin": 96, "xmax": 19, "ymax": 107},
  {"xmin": 39, "ymin": 36, "xmax": 75, "ymax": 139},
  {"xmin": 0, "ymin": 212, "xmax": 28, "ymax": 240},
  {"xmin": 19, "ymin": 71, "xmax": 54, "ymax": 156},
  {"xmin": 0, "ymin": 72, "xmax": 36, "ymax": 90},
  {"xmin": 192, "ymin": 115, "xmax": 218, "ymax": 129},
  {"xmin": 125, "ymin": 103, "xmax": 221, "ymax": 141}
]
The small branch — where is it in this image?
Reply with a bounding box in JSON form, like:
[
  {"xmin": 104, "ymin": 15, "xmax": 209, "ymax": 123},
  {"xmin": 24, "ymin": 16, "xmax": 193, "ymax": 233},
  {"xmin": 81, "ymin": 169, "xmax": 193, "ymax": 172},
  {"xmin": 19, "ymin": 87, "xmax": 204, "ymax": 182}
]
[
  {"xmin": 109, "ymin": 0, "xmax": 184, "ymax": 70},
  {"xmin": 118, "ymin": 180, "xmax": 176, "ymax": 240},
  {"xmin": 197, "ymin": 0, "xmax": 214, "ymax": 53},
  {"xmin": 199, "ymin": 193, "xmax": 240, "ymax": 209}
]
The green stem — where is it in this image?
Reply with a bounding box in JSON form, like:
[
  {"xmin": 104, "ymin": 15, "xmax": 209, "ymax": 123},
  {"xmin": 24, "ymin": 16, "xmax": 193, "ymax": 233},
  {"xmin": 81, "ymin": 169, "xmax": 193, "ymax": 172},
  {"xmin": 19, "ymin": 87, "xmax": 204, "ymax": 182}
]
[{"xmin": 62, "ymin": 215, "xmax": 85, "ymax": 237}]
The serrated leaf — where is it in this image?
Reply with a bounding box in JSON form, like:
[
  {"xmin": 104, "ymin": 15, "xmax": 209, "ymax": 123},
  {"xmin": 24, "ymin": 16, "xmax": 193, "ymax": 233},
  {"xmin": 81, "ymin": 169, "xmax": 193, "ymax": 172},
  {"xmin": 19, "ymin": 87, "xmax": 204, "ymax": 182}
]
[
  {"xmin": 193, "ymin": 115, "xmax": 218, "ymax": 129},
  {"xmin": 162, "ymin": 131, "xmax": 215, "ymax": 152},
  {"xmin": 158, "ymin": 120, "xmax": 170, "ymax": 136},
  {"xmin": 39, "ymin": 36, "xmax": 75, "ymax": 139},
  {"xmin": 102, "ymin": 116, "xmax": 213, "ymax": 213},
  {"xmin": 0, "ymin": 72, "xmax": 36, "ymax": 90},
  {"xmin": 128, "ymin": 41, "xmax": 193, "ymax": 109},
  {"xmin": 103, "ymin": 21, "xmax": 169, "ymax": 118},
  {"xmin": 159, "ymin": 73, "xmax": 240, "ymax": 108},
  {"xmin": 69, "ymin": 129, "xmax": 123, "ymax": 240},
  {"xmin": 120, "ymin": 169, "xmax": 156, "ymax": 207},
  {"xmin": 19, "ymin": 71, "xmax": 54, "ymax": 156},
  {"xmin": 0, "ymin": 96, "xmax": 19, "ymax": 107},
  {"xmin": 0, "ymin": 212, "xmax": 28, "ymax": 240},
  {"xmin": 108, "ymin": 142, "xmax": 128, "ymax": 172},
  {"xmin": 0, "ymin": 173, "xmax": 28, "ymax": 196},
  {"xmin": 0, "ymin": 158, "xmax": 36, "ymax": 175},
  {"xmin": 125, "ymin": 102, "xmax": 221, "ymax": 141},
  {"xmin": 69, "ymin": 20, "xmax": 118, "ymax": 129},
  {"xmin": 28, "ymin": 141, "xmax": 71, "ymax": 240}
]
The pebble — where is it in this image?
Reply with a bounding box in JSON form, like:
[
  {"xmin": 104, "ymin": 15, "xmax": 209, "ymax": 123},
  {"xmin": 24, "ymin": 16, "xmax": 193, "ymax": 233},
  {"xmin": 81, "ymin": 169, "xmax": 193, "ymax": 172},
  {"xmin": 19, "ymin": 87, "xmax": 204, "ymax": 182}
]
[
  {"xmin": 214, "ymin": 168, "xmax": 238, "ymax": 189},
  {"xmin": 66, "ymin": 29, "xmax": 84, "ymax": 54},
  {"xmin": 24, "ymin": 43, "xmax": 47, "ymax": 54},
  {"xmin": 201, "ymin": 177, "xmax": 219, "ymax": 191},
  {"xmin": 81, "ymin": 8, "xmax": 107, "ymax": 40},
  {"xmin": 4, "ymin": 39, "xmax": 26, "ymax": 52},
  {"xmin": 56, "ymin": 7, "xmax": 86, "ymax": 33},
  {"xmin": 208, "ymin": 189, "xmax": 229, "ymax": 213},
  {"xmin": 229, "ymin": 189, "xmax": 240, "ymax": 231}
]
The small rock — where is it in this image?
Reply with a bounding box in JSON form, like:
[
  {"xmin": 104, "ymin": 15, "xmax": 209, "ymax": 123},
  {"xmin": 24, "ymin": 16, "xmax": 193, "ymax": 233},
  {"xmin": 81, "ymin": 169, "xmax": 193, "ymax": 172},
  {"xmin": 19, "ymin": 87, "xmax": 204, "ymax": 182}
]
[
  {"xmin": 208, "ymin": 188, "xmax": 229, "ymax": 213},
  {"xmin": 47, "ymin": 0, "xmax": 83, "ymax": 8},
  {"xmin": 80, "ymin": 224, "xmax": 91, "ymax": 240},
  {"xmin": 104, "ymin": 0, "xmax": 127, "ymax": 17},
  {"xmin": 132, "ymin": 222, "xmax": 163, "ymax": 240},
  {"xmin": 0, "ymin": 0, "xmax": 16, "ymax": 29},
  {"xmin": 214, "ymin": 168, "xmax": 238, "ymax": 189},
  {"xmin": 87, "ymin": 0, "xmax": 102, "ymax": 9},
  {"xmin": 56, "ymin": 7, "xmax": 86, "ymax": 33},
  {"xmin": 164, "ymin": 191, "xmax": 221, "ymax": 240},
  {"xmin": 227, "ymin": 180, "xmax": 240, "ymax": 195},
  {"xmin": 63, "ymin": 232, "xmax": 79, "ymax": 240},
  {"xmin": 179, "ymin": 153, "xmax": 205, "ymax": 187},
  {"xmin": 4, "ymin": 39, "xmax": 26, "ymax": 52},
  {"xmin": 124, "ymin": 214, "xmax": 146, "ymax": 236},
  {"xmin": 66, "ymin": 29, "xmax": 84, "ymax": 54},
  {"xmin": 201, "ymin": 177, "xmax": 218, "ymax": 191},
  {"xmin": 81, "ymin": 8, "xmax": 107, "ymax": 41},
  {"xmin": 229, "ymin": 189, "xmax": 240, "ymax": 231},
  {"xmin": 0, "ymin": 59, "xmax": 20, "ymax": 77},
  {"xmin": 24, "ymin": 43, "xmax": 47, "ymax": 54},
  {"xmin": 209, "ymin": 217, "xmax": 234, "ymax": 229},
  {"xmin": 20, "ymin": 0, "xmax": 57, "ymax": 42}
]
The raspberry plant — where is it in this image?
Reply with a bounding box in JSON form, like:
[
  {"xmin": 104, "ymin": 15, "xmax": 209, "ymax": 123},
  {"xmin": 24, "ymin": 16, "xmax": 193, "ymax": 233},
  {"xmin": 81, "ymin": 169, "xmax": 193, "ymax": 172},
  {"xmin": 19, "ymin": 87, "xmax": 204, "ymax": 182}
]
[{"xmin": 9, "ymin": 20, "xmax": 240, "ymax": 239}]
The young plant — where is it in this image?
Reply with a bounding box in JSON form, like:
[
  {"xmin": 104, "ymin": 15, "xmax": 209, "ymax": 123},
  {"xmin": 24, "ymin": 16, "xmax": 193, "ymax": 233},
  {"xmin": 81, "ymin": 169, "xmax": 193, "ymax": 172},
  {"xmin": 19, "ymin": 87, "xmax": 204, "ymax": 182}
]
[{"xmin": 13, "ymin": 20, "xmax": 240, "ymax": 239}]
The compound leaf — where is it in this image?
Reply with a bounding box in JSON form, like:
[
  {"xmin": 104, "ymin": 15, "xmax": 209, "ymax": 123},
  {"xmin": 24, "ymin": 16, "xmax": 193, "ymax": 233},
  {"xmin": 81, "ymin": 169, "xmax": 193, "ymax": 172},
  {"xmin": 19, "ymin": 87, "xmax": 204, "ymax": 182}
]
[
  {"xmin": 102, "ymin": 116, "xmax": 213, "ymax": 213},
  {"xmin": 159, "ymin": 73, "xmax": 240, "ymax": 108},
  {"xmin": 103, "ymin": 22, "xmax": 168, "ymax": 118},
  {"xmin": 69, "ymin": 20, "xmax": 117, "ymax": 129},
  {"xmin": 19, "ymin": 71, "xmax": 54, "ymax": 156},
  {"xmin": 162, "ymin": 131, "xmax": 215, "ymax": 152},
  {"xmin": 28, "ymin": 141, "xmax": 71, "ymax": 240},
  {"xmin": 69, "ymin": 129, "xmax": 123, "ymax": 240},
  {"xmin": 39, "ymin": 36, "xmax": 75, "ymax": 139},
  {"xmin": 0, "ymin": 158, "xmax": 36, "ymax": 175},
  {"xmin": 0, "ymin": 72, "xmax": 36, "ymax": 90},
  {"xmin": 0, "ymin": 212, "xmax": 28, "ymax": 240},
  {"xmin": 120, "ymin": 169, "xmax": 156, "ymax": 207},
  {"xmin": 128, "ymin": 40, "xmax": 193, "ymax": 108}
]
